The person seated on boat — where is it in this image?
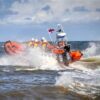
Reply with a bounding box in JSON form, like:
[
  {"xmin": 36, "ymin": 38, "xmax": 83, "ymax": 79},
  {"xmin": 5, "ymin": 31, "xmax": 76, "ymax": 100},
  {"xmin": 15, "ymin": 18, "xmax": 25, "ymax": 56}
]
[
  {"xmin": 41, "ymin": 37, "xmax": 48, "ymax": 48},
  {"xmin": 57, "ymin": 41, "xmax": 71, "ymax": 66},
  {"xmin": 28, "ymin": 38, "xmax": 35, "ymax": 47},
  {"xmin": 34, "ymin": 39, "xmax": 39, "ymax": 47}
]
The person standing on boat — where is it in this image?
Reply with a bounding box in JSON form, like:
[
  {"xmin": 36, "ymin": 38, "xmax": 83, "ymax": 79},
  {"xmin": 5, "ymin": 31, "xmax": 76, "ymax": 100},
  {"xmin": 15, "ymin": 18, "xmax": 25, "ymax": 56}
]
[
  {"xmin": 56, "ymin": 24, "xmax": 70, "ymax": 66},
  {"xmin": 57, "ymin": 41, "xmax": 70, "ymax": 66}
]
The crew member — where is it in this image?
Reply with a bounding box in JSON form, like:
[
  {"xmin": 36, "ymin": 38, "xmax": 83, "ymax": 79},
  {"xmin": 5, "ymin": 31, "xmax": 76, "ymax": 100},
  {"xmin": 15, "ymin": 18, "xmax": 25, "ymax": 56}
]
[
  {"xmin": 28, "ymin": 38, "xmax": 35, "ymax": 47},
  {"xmin": 57, "ymin": 41, "xmax": 70, "ymax": 66},
  {"xmin": 41, "ymin": 37, "xmax": 48, "ymax": 48},
  {"xmin": 34, "ymin": 39, "xmax": 39, "ymax": 47}
]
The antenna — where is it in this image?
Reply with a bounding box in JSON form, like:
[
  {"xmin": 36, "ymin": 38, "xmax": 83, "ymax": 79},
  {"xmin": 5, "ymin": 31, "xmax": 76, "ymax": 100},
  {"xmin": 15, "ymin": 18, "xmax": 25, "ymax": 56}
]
[
  {"xmin": 56, "ymin": 24, "xmax": 68, "ymax": 43},
  {"xmin": 57, "ymin": 24, "xmax": 64, "ymax": 32}
]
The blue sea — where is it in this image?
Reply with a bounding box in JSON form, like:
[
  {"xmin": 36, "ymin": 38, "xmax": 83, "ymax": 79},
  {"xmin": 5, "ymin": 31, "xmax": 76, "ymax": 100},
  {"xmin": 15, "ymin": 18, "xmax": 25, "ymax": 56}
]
[{"xmin": 0, "ymin": 41, "xmax": 100, "ymax": 100}]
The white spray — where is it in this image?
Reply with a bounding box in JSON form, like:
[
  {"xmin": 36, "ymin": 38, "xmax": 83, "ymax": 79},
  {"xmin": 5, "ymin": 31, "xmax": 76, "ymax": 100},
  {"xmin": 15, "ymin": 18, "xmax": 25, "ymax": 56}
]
[
  {"xmin": 55, "ymin": 42, "xmax": 100, "ymax": 97},
  {"xmin": 0, "ymin": 46, "xmax": 63, "ymax": 70}
]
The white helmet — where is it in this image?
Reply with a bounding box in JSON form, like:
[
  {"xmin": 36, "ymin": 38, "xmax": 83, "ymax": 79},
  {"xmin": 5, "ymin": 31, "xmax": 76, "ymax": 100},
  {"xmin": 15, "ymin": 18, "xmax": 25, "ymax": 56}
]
[
  {"xmin": 32, "ymin": 38, "xmax": 34, "ymax": 41},
  {"xmin": 35, "ymin": 39, "xmax": 38, "ymax": 42},
  {"xmin": 41, "ymin": 37, "xmax": 45, "ymax": 40},
  {"xmin": 43, "ymin": 39, "xmax": 47, "ymax": 42},
  {"xmin": 41, "ymin": 37, "xmax": 47, "ymax": 42}
]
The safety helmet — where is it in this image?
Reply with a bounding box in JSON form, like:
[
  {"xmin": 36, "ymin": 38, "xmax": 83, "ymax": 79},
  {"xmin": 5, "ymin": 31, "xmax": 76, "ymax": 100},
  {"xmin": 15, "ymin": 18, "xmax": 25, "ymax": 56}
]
[
  {"xmin": 41, "ymin": 37, "xmax": 47, "ymax": 42},
  {"xmin": 34, "ymin": 39, "xmax": 38, "ymax": 42},
  {"xmin": 31, "ymin": 38, "xmax": 34, "ymax": 41}
]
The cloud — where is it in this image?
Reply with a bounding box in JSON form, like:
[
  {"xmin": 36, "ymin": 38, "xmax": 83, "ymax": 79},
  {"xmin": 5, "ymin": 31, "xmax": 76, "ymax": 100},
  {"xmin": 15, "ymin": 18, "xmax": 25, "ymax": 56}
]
[
  {"xmin": 0, "ymin": 0, "xmax": 100, "ymax": 24},
  {"xmin": 42, "ymin": 5, "xmax": 50, "ymax": 11},
  {"xmin": 73, "ymin": 6, "xmax": 90, "ymax": 12},
  {"xmin": 96, "ymin": 8, "xmax": 100, "ymax": 12}
]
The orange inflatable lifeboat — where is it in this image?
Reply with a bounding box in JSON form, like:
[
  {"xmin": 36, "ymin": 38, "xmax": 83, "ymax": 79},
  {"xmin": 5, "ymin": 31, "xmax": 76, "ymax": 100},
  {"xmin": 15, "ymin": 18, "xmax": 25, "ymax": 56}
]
[
  {"xmin": 69, "ymin": 50, "xmax": 83, "ymax": 61},
  {"xmin": 4, "ymin": 41, "xmax": 23, "ymax": 55}
]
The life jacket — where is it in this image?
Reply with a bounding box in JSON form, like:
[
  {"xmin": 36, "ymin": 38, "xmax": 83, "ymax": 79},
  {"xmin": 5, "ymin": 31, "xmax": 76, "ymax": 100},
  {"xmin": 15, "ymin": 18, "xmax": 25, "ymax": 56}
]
[
  {"xmin": 42, "ymin": 42, "xmax": 48, "ymax": 48},
  {"xmin": 34, "ymin": 42, "xmax": 39, "ymax": 47},
  {"xmin": 52, "ymin": 48, "xmax": 65, "ymax": 54},
  {"xmin": 69, "ymin": 50, "xmax": 83, "ymax": 61},
  {"xmin": 52, "ymin": 41, "xmax": 66, "ymax": 54},
  {"xmin": 4, "ymin": 41, "xmax": 23, "ymax": 55},
  {"xmin": 28, "ymin": 41, "xmax": 34, "ymax": 47}
]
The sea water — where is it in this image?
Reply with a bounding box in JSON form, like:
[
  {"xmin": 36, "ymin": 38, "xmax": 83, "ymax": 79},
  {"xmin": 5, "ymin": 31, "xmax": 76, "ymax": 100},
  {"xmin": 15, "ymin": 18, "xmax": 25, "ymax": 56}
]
[{"xmin": 0, "ymin": 41, "xmax": 100, "ymax": 100}]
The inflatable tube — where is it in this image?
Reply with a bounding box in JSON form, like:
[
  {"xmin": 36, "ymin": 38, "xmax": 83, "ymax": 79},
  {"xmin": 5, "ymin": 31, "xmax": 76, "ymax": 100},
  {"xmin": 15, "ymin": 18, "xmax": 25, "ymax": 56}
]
[
  {"xmin": 69, "ymin": 50, "xmax": 83, "ymax": 61},
  {"xmin": 47, "ymin": 44, "xmax": 56, "ymax": 50},
  {"xmin": 4, "ymin": 41, "xmax": 23, "ymax": 55},
  {"xmin": 52, "ymin": 48, "xmax": 65, "ymax": 54}
]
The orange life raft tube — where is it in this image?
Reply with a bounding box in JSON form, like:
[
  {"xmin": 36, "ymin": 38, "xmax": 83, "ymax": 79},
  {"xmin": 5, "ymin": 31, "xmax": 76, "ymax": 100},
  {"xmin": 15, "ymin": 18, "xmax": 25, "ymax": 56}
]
[
  {"xmin": 4, "ymin": 41, "xmax": 23, "ymax": 55},
  {"xmin": 52, "ymin": 48, "xmax": 83, "ymax": 61},
  {"xmin": 69, "ymin": 50, "xmax": 83, "ymax": 61},
  {"xmin": 47, "ymin": 44, "xmax": 56, "ymax": 50},
  {"xmin": 52, "ymin": 48, "xmax": 65, "ymax": 54}
]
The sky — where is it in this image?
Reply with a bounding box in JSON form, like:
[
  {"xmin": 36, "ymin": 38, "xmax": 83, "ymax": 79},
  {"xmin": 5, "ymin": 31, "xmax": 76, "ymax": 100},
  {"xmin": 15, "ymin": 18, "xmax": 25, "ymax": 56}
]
[{"xmin": 0, "ymin": 0, "xmax": 100, "ymax": 41}]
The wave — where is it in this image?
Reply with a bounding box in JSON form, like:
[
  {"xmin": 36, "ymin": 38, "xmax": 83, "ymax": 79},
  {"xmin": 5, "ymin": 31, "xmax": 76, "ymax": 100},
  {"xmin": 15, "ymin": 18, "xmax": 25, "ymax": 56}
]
[
  {"xmin": 0, "ymin": 42, "xmax": 100, "ymax": 71},
  {"xmin": 55, "ymin": 42, "xmax": 100, "ymax": 98},
  {"xmin": 0, "ymin": 42, "xmax": 100, "ymax": 98},
  {"xmin": 0, "ymin": 47, "xmax": 63, "ymax": 71}
]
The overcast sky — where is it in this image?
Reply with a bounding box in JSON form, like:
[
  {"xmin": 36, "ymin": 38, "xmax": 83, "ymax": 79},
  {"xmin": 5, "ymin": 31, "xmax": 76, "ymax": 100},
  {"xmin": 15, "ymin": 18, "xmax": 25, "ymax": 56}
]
[{"xmin": 0, "ymin": 0, "xmax": 100, "ymax": 41}]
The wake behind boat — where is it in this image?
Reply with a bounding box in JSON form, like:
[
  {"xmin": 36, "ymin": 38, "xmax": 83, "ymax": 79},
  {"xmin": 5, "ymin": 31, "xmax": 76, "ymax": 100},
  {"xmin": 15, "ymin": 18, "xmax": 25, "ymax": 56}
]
[{"xmin": 78, "ymin": 57, "xmax": 100, "ymax": 69}]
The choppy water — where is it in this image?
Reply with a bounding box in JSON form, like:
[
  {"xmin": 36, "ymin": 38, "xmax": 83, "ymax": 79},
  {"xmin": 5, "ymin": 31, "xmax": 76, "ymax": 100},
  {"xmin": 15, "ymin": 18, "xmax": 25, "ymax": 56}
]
[{"xmin": 0, "ymin": 41, "xmax": 100, "ymax": 100}]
